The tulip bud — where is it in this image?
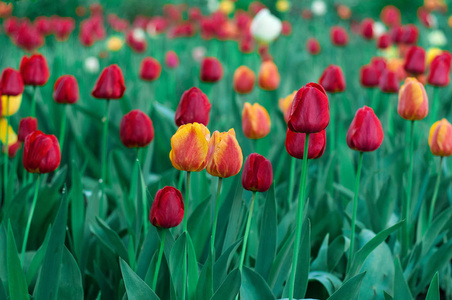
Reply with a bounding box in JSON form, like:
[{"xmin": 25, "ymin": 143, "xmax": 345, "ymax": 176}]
[
  {"xmin": 165, "ymin": 51, "xmax": 179, "ymax": 69},
  {"xmin": 120, "ymin": 109, "xmax": 154, "ymax": 148},
  {"xmin": 400, "ymin": 24, "xmax": 419, "ymax": 45},
  {"xmin": 23, "ymin": 130, "xmax": 61, "ymax": 173},
  {"xmin": 0, "ymin": 118, "xmax": 17, "ymax": 146},
  {"xmin": 241, "ymin": 153, "xmax": 273, "ymax": 192},
  {"xmin": 380, "ymin": 5, "xmax": 401, "ymax": 27},
  {"xmin": 258, "ymin": 61, "xmax": 280, "ymax": 91},
  {"xmin": 0, "ymin": 68, "xmax": 24, "ymax": 96},
  {"xmin": 397, "ymin": 77, "xmax": 428, "ymax": 121},
  {"xmin": 285, "ymin": 128, "xmax": 326, "ymax": 159},
  {"xmin": 53, "ymin": 75, "xmax": 79, "ymax": 104},
  {"xmin": 19, "ymin": 54, "xmax": 50, "ymax": 86},
  {"xmin": 139, "ymin": 57, "xmax": 162, "ymax": 82},
  {"xmin": 206, "ymin": 129, "xmax": 243, "ymax": 178},
  {"xmin": 175, "ymin": 87, "xmax": 211, "ymax": 126},
  {"xmin": 377, "ymin": 33, "xmax": 391, "ymax": 49},
  {"xmin": 91, "ymin": 64, "xmax": 126, "ymax": 99},
  {"xmin": 378, "ymin": 69, "xmax": 399, "ymax": 93},
  {"xmin": 429, "ymin": 119, "xmax": 452, "ymax": 156},
  {"xmin": 242, "ymin": 103, "xmax": 271, "ymax": 139},
  {"xmin": 361, "ymin": 18, "xmax": 374, "ymax": 40},
  {"xmin": 319, "ymin": 65, "xmax": 346, "ymax": 93},
  {"xmin": 404, "ymin": 46, "xmax": 426, "ymax": 75},
  {"xmin": 3, "ymin": 141, "xmax": 22, "ymax": 158},
  {"xmin": 170, "ymin": 123, "xmax": 210, "ymax": 172},
  {"xmin": 360, "ymin": 64, "xmax": 380, "ymax": 88},
  {"xmin": 330, "ymin": 26, "xmax": 349, "ymax": 46},
  {"xmin": 200, "ymin": 57, "xmax": 223, "ymax": 83},
  {"xmin": 18, "ymin": 117, "xmax": 37, "ymax": 142},
  {"xmin": 149, "ymin": 186, "xmax": 184, "ymax": 228},
  {"xmin": 346, "ymin": 106, "xmax": 384, "ymax": 152},
  {"xmin": 306, "ymin": 38, "xmax": 321, "ymax": 55},
  {"xmin": 278, "ymin": 91, "xmax": 297, "ymax": 123},
  {"xmin": 250, "ymin": 9, "xmax": 282, "ymax": 44},
  {"xmin": 233, "ymin": 66, "xmax": 255, "ymax": 94},
  {"xmin": 288, "ymin": 82, "xmax": 329, "ymax": 133},
  {"xmin": 126, "ymin": 29, "xmax": 147, "ymax": 53},
  {"xmin": 428, "ymin": 52, "xmax": 451, "ymax": 87}
]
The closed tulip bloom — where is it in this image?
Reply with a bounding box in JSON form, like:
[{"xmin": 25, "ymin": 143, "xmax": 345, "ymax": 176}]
[
  {"xmin": 429, "ymin": 119, "xmax": 452, "ymax": 156},
  {"xmin": 330, "ymin": 26, "xmax": 349, "ymax": 46},
  {"xmin": 400, "ymin": 24, "xmax": 419, "ymax": 45},
  {"xmin": 250, "ymin": 9, "xmax": 282, "ymax": 44},
  {"xmin": 149, "ymin": 186, "xmax": 184, "ymax": 228},
  {"xmin": 360, "ymin": 64, "xmax": 380, "ymax": 88},
  {"xmin": 288, "ymin": 83, "xmax": 329, "ymax": 133},
  {"xmin": 1, "ymin": 94, "xmax": 22, "ymax": 117},
  {"xmin": 241, "ymin": 153, "xmax": 273, "ymax": 192},
  {"xmin": 206, "ymin": 129, "xmax": 243, "ymax": 178},
  {"xmin": 258, "ymin": 61, "xmax": 280, "ymax": 91},
  {"xmin": 18, "ymin": 117, "xmax": 37, "ymax": 142},
  {"xmin": 169, "ymin": 123, "xmax": 210, "ymax": 172},
  {"xmin": 19, "ymin": 54, "xmax": 50, "ymax": 86},
  {"xmin": 0, "ymin": 68, "xmax": 24, "ymax": 96},
  {"xmin": 380, "ymin": 5, "xmax": 401, "ymax": 27},
  {"xmin": 278, "ymin": 91, "xmax": 297, "ymax": 123},
  {"xmin": 165, "ymin": 51, "xmax": 179, "ymax": 69},
  {"xmin": 175, "ymin": 87, "xmax": 211, "ymax": 126},
  {"xmin": 23, "ymin": 130, "xmax": 61, "ymax": 173},
  {"xmin": 397, "ymin": 78, "xmax": 428, "ymax": 121},
  {"xmin": 139, "ymin": 57, "xmax": 162, "ymax": 82},
  {"xmin": 377, "ymin": 33, "xmax": 391, "ymax": 49},
  {"xmin": 53, "ymin": 75, "xmax": 79, "ymax": 104},
  {"xmin": 126, "ymin": 29, "xmax": 147, "ymax": 53},
  {"xmin": 346, "ymin": 106, "xmax": 384, "ymax": 152},
  {"xmin": 379, "ymin": 69, "xmax": 399, "ymax": 93},
  {"xmin": 428, "ymin": 53, "xmax": 451, "ymax": 87},
  {"xmin": 200, "ymin": 57, "xmax": 223, "ymax": 83},
  {"xmin": 4, "ymin": 141, "xmax": 22, "ymax": 158},
  {"xmin": 242, "ymin": 103, "xmax": 271, "ymax": 139},
  {"xmin": 319, "ymin": 65, "xmax": 346, "ymax": 93},
  {"xmin": 233, "ymin": 66, "xmax": 255, "ymax": 94},
  {"xmin": 285, "ymin": 128, "xmax": 326, "ymax": 159},
  {"xmin": 120, "ymin": 109, "xmax": 154, "ymax": 148},
  {"xmin": 306, "ymin": 38, "xmax": 321, "ymax": 55},
  {"xmin": 91, "ymin": 64, "xmax": 126, "ymax": 99},
  {"xmin": 0, "ymin": 118, "xmax": 17, "ymax": 146},
  {"xmin": 404, "ymin": 46, "xmax": 426, "ymax": 75},
  {"xmin": 361, "ymin": 18, "xmax": 374, "ymax": 40},
  {"xmin": 371, "ymin": 57, "xmax": 387, "ymax": 75}
]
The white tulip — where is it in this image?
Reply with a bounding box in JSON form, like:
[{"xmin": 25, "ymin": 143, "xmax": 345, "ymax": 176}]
[
  {"xmin": 428, "ymin": 30, "xmax": 447, "ymax": 47},
  {"xmin": 192, "ymin": 46, "xmax": 207, "ymax": 63},
  {"xmin": 132, "ymin": 28, "xmax": 146, "ymax": 41},
  {"xmin": 250, "ymin": 9, "xmax": 282, "ymax": 44},
  {"xmin": 373, "ymin": 22, "xmax": 386, "ymax": 38},
  {"xmin": 311, "ymin": 0, "xmax": 326, "ymax": 16},
  {"xmin": 84, "ymin": 56, "xmax": 100, "ymax": 74}
]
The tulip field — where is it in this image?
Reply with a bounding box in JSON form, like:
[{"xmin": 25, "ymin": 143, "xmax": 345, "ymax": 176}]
[{"xmin": 2, "ymin": 0, "xmax": 452, "ymax": 299}]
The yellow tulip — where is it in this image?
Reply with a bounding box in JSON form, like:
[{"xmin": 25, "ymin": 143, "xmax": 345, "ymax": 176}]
[
  {"xmin": 276, "ymin": 0, "xmax": 290, "ymax": 13},
  {"xmin": 426, "ymin": 48, "xmax": 443, "ymax": 67},
  {"xmin": 0, "ymin": 118, "xmax": 18, "ymax": 146},
  {"xmin": 219, "ymin": 0, "xmax": 235, "ymax": 15},
  {"xmin": 1, "ymin": 94, "xmax": 22, "ymax": 117},
  {"xmin": 107, "ymin": 36, "xmax": 124, "ymax": 52}
]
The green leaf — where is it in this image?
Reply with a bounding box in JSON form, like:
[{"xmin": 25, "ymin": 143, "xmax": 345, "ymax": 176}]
[
  {"xmin": 169, "ymin": 232, "xmax": 189, "ymax": 300},
  {"xmin": 383, "ymin": 291, "xmax": 394, "ymax": 300},
  {"xmin": 57, "ymin": 248, "xmax": 83, "ymax": 300},
  {"xmin": 26, "ymin": 227, "xmax": 51, "ymax": 285},
  {"xmin": 327, "ymin": 236, "xmax": 348, "ymax": 272},
  {"xmin": 327, "ymin": 272, "xmax": 366, "ymax": 300},
  {"xmin": 213, "ymin": 239, "xmax": 243, "ymax": 291},
  {"xmin": 90, "ymin": 217, "xmax": 129, "ymax": 262},
  {"xmin": 292, "ymin": 219, "xmax": 311, "ymax": 299},
  {"xmin": 0, "ymin": 279, "xmax": 6, "ymax": 300},
  {"xmin": 211, "ymin": 269, "xmax": 241, "ymax": 300},
  {"xmin": 425, "ymin": 272, "xmax": 439, "ymax": 300},
  {"xmin": 196, "ymin": 252, "xmax": 214, "ymax": 300},
  {"xmin": 308, "ymin": 271, "xmax": 342, "ymax": 297},
  {"xmin": 311, "ymin": 234, "xmax": 329, "ymax": 271},
  {"xmin": 393, "ymin": 257, "xmax": 413, "ymax": 300},
  {"xmin": 119, "ymin": 258, "xmax": 160, "ymax": 300},
  {"xmin": 421, "ymin": 206, "xmax": 452, "ymax": 256},
  {"xmin": 70, "ymin": 160, "xmax": 85, "ymax": 262},
  {"xmin": 7, "ymin": 221, "xmax": 30, "ymax": 300},
  {"xmin": 221, "ymin": 187, "xmax": 244, "ymax": 254},
  {"xmin": 186, "ymin": 234, "xmax": 199, "ymax": 300},
  {"xmin": 240, "ymin": 267, "xmax": 274, "ymax": 300}
]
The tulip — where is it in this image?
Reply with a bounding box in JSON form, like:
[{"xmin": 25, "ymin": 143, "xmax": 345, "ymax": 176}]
[
  {"xmin": 139, "ymin": 57, "xmax": 162, "ymax": 82},
  {"xmin": 404, "ymin": 46, "xmax": 426, "ymax": 75},
  {"xmin": 120, "ymin": 109, "xmax": 154, "ymax": 148},
  {"xmin": 428, "ymin": 52, "xmax": 451, "ymax": 87},
  {"xmin": 53, "ymin": 17, "xmax": 75, "ymax": 41},
  {"xmin": 0, "ymin": 68, "xmax": 24, "ymax": 96},
  {"xmin": 149, "ymin": 186, "xmax": 184, "ymax": 228},
  {"xmin": 200, "ymin": 57, "xmax": 223, "ymax": 83},
  {"xmin": 233, "ymin": 66, "xmax": 255, "ymax": 94},
  {"xmin": 360, "ymin": 64, "xmax": 380, "ymax": 88},
  {"xmin": 53, "ymin": 75, "xmax": 79, "ymax": 104},
  {"xmin": 286, "ymin": 128, "xmax": 326, "ymax": 159},
  {"xmin": 377, "ymin": 33, "xmax": 391, "ymax": 49},
  {"xmin": 106, "ymin": 36, "xmax": 124, "ymax": 51},
  {"xmin": 379, "ymin": 69, "xmax": 399, "ymax": 93},
  {"xmin": 92, "ymin": 64, "xmax": 126, "ymax": 99},
  {"xmin": 278, "ymin": 91, "xmax": 297, "ymax": 123},
  {"xmin": 18, "ymin": 117, "xmax": 37, "ymax": 142},
  {"xmin": 23, "ymin": 130, "xmax": 61, "ymax": 173},
  {"xmin": 84, "ymin": 56, "xmax": 100, "ymax": 74},
  {"xmin": 397, "ymin": 77, "xmax": 428, "ymax": 121},
  {"xmin": 242, "ymin": 102, "xmax": 271, "ymax": 139},
  {"xmin": 361, "ymin": 18, "xmax": 374, "ymax": 40},
  {"xmin": 241, "ymin": 153, "xmax": 273, "ymax": 192},
  {"xmin": 306, "ymin": 38, "xmax": 321, "ymax": 55},
  {"xmin": 380, "ymin": 5, "xmax": 401, "ymax": 27},
  {"xmin": 330, "ymin": 26, "xmax": 349, "ymax": 46},
  {"xmin": 19, "ymin": 54, "xmax": 50, "ymax": 86},
  {"xmin": 319, "ymin": 65, "xmax": 346, "ymax": 93},
  {"xmin": 0, "ymin": 118, "xmax": 17, "ymax": 147},
  {"xmin": 400, "ymin": 24, "xmax": 419, "ymax": 45},
  {"xmin": 250, "ymin": 9, "xmax": 282, "ymax": 44},
  {"xmin": 206, "ymin": 129, "xmax": 243, "ymax": 178},
  {"xmin": 337, "ymin": 4, "xmax": 351, "ymax": 20},
  {"xmin": 126, "ymin": 28, "xmax": 147, "ymax": 53},
  {"xmin": 175, "ymin": 87, "xmax": 211, "ymax": 127},
  {"xmin": 346, "ymin": 106, "xmax": 384, "ymax": 152},
  {"xmin": 1, "ymin": 94, "xmax": 22, "ymax": 117},
  {"xmin": 429, "ymin": 119, "xmax": 452, "ymax": 157},
  {"xmin": 169, "ymin": 123, "xmax": 210, "ymax": 172},
  {"xmin": 281, "ymin": 21, "xmax": 292, "ymax": 36},
  {"xmin": 165, "ymin": 51, "xmax": 179, "ymax": 69},
  {"xmin": 258, "ymin": 61, "xmax": 280, "ymax": 91},
  {"xmin": 288, "ymin": 82, "xmax": 329, "ymax": 133},
  {"xmin": 3, "ymin": 141, "xmax": 22, "ymax": 158},
  {"xmin": 371, "ymin": 57, "xmax": 387, "ymax": 74},
  {"xmin": 14, "ymin": 22, "xmax": 44, "ymax": 52},
  {"xmin": 311, "ymin": 0, "xmax": 326, "ymax": 16}
]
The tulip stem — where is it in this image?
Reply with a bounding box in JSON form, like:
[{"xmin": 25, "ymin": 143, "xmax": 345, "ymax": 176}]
[
  {"xmin": 183, "ymin": 171, "xmax": 191, "ymax": 232},
  {"xmin": 3, "ymin": 96, "xmax": 10, "ymax": 196},
  {"xmin": 21, "ymin": 174, "xmax": 41, "ymax": 265},
  {"xmin": 402, "ymin": 120, "xmax": 415, "ymax": 256},
  {"xmin": 152, "ymin": 229, "xmax": 166, "ymax": 291},
  {"xmin": 371, "ymin": 88, "xmax": 379, "ymax": 112},
  {"xmin": 428, "ymin": 157, "xmax": 443, "ymax": 225},
  {"xmin": 287, "ymin": 157, "xmax": 296, "ymax": 208},
  {"xmin": 239, "ymin": 191, "xmax": 256, "ymax": 272},
  {"xmin": 100, "ymin": 99, "xmax": 111, "ymax": 216},
  {"xmin": 30, "ymin": 86, "xmax": 36, "ymax": 118},
  {"xmin": 288, "ymin": 133, "xmax": 310, "ymax": 300},
  {"xmin": 59, "ymin": 106, "xmax": 67, "ymax": 154},
  {"xmin": 136, "ymin": 148, "xmax": 148, "ymax": 236},
  {"xmin": 430, "ymin": 87, "xmax": 440, "ymax": 126},
  {"xmin": 330, "ymin": 96, "xmax": 336, "ymax": 154},
  {"xmin": 211, "ymin": 177, "xmax": 222, "ymax": 262},
  {"xmin": 347, "ymin": 151, "xmax": 364, "ymax": 272},
  {"xmin": 387, "ymin": 94, "xmax": 394, "ymax": 136}
]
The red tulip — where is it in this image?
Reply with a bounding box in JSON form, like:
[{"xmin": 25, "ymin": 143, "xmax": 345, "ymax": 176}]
[
  {"xmin": 390, "ymin": 26, "xmax": 404, "ymax": 44},
  {"xmin": 91, "ymin": 64, "xmax": 126, "ymax": 99},
  {"xmin": 281, "ymin": 21, "xmax": 292, "ymax": 36},
  {"xmin": 149, "ymin": 186, "xmax": 184, "ymax": 228},
  {"xmin": 165, "ymin": 51, "xmax": 179, "ymax": 69},
  {"xmin": 18, "ymin": 117, "xmax": 37, "ymax": 142},
  {"xmin": 120, "ymin": 109, "xmax": 154, "ymax": 148},
  {"xmin": 139, "ymin": 57, "xmax": 162, "ymax": 82},
  {"xmin": 126, "ymin": 29, "xmax": 147, "ymax": 53},
  {"xmin": 23, "ymin": 130, "xmax": 61, "ymax": 173},
  {"xmin": 417, "ymin": 7, "xmax": 433, "ymax": 28},
  {"xmin": 53, "ymin": 75, "xmax": 79, "ymax": 104},
  {"xmin": 288, "ymin": 83, "xmax": 329, "ymax": 133},
  {"xmin": 233, "ymin": 66, "xmax": 255, "ymax": 94},
  {"xmin": 380, "ymin": 5, "xmax": 401, "ymax": 27},
  {"xmin": 34, "ymin": 17, "xmax": 53, "ymax": 36},
  {"xmin": 13, "ymin": 22, "xmax": 44, "ymax": 52},
  {"xmin": 371, "ymin": 57, "xmax": 387, "ymax": 75},
  {"xmin": 241, "ymin": 153, "xmax": 273, "ymax": 192},
  {"xmin": 0, "ymin": 68, "xmax": 24, "ymax": 96},
  {"xmin": 200, "ymin": 57, "xmax": 223, "ymax": 83},
  {"xmin": 379, "ymin": 69, "xmax": 399, "ymax": 93},
  {"xmin": 400, "ymin": 24, "xmax": 419, "ymax": 45},
  {"xmin": 360, "ymin": 64, "xmax": 380, "ymax": 88},
  {"xmin": 330, "ymin": 26, "xmax": 349, "ymax": 46},
  {"xmin": 319, "ymin": 65, "xmax": 346, "ymax": 93},
  {"xmin": 175, "ymin": 87, "xmax": 211, "ymax": 126},
  {"xmin": 377, "ymin": 33, "xmax": 391, "ymax": 49},
  {"xmin": 361, "ymin": 18, "xmax": 374, "ymax": 40},
  {"xmin": 428, "ymin": 52, "xmax": 451, "ymax": 87},
  {"xmin": 306, "ymin": 38, "xmax": 321, "ymax": 55},
  {"xmin": 19, "ymin": 54, "xmax": 50, "ymax": 86},
  {"xmin": 404, "ymin": 46, "xmax": 425, "ymax": 75},
  {"xmin": 346, "ymin": 106, "xmax": 384, "ymax": 152},
  {"xmin": 4, "ymin": 141, "xmax": 22, "ymax": 158},
  {"xmin": 285, "ymin": 128, "xmax": 326, "ymax": 159},
  {"xmin": 53, "ymin": 17, "xmax": 76, "ymax": 41}
]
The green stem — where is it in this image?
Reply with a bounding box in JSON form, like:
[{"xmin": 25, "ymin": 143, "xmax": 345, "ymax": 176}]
[
  {"xmin": 100, "ymin": 99, "xmax": 111, "ymax": 216},
  {"xmin": 211, "ymin": 178, "xmax": 223, "ymax": 262},
  {"xmin": 30, "ymin": 86, "xmax": 36, "ymax": 118},
  {"xmin": 330, "ymin": 96, "xmax": 336, "ymax": 154},
  {"xmin": 347, "ymin": 152, "xmax": 364, "ymax": 272},
  {"xmin": 387, "ymin": 94, "xmax": 394, "ymax": 136},
  {"xmin": 430, "ymin": 86, "xmax": 440, "ymax": 125},
  {"xmin": 152, "ymin": 229, "xmax": 166, "ymax": 291},
  {"xmin": 59, "ymin": 106, "xmax": 67, "ymax": 154},
  {"xmin": 183, "ymin": 171, "xmax": 191, "ymax": 232},
  {"xmin": 136, "ymin": 148, "xmax": 148, "ymax": 236},
  {"xmin": 4, "ymin": 96, "xmax": 10, "ymax": 195},
  {"xmin": 239, "ymin": 192, "xmax": 256, "ymax": 271},
  {"xmin": 371, "ymin": 88, "xmax": 379, "ymax": 112},
  {"xmin": 288, "ymin": 133, "xmax": 310, "ymax": 300},
  {"xmin": 287, "ymin": 157, "xmax": 296, "ymax": 208},
  {"xmin": 402, "ymin": 121, "xmax": 415, "ymax": 256},
  {"xmin": 21, "ymin": 175, "xmax": 41, "ymax": 264},
  {"xmin": 428, "ymin": 157, "xmax": 443, "ymax": 225}
]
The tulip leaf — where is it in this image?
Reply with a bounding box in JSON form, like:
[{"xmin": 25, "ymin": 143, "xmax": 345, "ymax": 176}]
[
  {"xmin": 213, "ymin": 238, "xmax": 243, "ymax": 291},
  {"xmin": 26, "ymin": 226, "xmax": 51, "ymax": 285},
  {"xmin": 70, "ymin": 160, "xmax": 85, "ymax": 262},
  {"xmin": 221, "ymin": 186, "xmax": 244, "ymax": 254},
  {"xmin": 327, "ymin": 272, "xmax": 366, "ymax": 300},
  {"xmin": 196, "ymin": 251, "xmax": 214, "ymax": 300},
  {"xmin": 425, "ymin": 272, "xmax": 439, "ymax": 300},
  {"xmin": 7, "ymin": 221, "xmax": 30, "ymax": 300},
  {"xmin": 211, "ymin": 269, "xmax": 241, "ymax": 300},
  {"xmin": 186, "ymin": 234, "xmax": 199, "ymax": 300},
  {"xmin": 393, "ymin": 257, "xmax": 413, "ymax": 300},
  {"xmin": 57, "ymin": 248, "xmax": 83, "ymax": 300},
  {"xmin": 119, "ymin": 258, "xmax": 160, "ymax": 300},
  {"xmin": 308, "ymin": 271, "xmax": 342, "ymax": 297},
  {"xmin": 240, "ymin": 266, "xmax": 274, "ymax": 300},
  {"xmin": 90, "ymin": 217, "xmax": 129, "ymax": 262},
  {"xmin": 421, "ymin": 206, "xmax": 452, "ymax": 256}
]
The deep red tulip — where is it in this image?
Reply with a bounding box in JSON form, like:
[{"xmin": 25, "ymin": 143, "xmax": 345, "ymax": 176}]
[
  {"xmin": 3, "ymin": 17, "xmax": 19, "ymax": 36},
  {"xmin": 347, "ymin": 106, "xmax": 384, "ymax": 152},
  {"xmin": 377, "ymin": 33, "xmax": 391, "ymax": 49},
  {"xmin": 400, "ymin": 24, "xmax": 419, "ymax": 45},
  {"xmin": 13, "ymin": 22, "xmax": 44, "ymax": 52},
  {"xmin": 379, "ymin": 69, "xmax": 399, "ymax": 93},
  {"xmin": 18, "ymin": 117, "xmax": 37, "ymax": 142},
  {"xmin": 165, "ymin": 51, "xmax": 179, "ymax": 69},
  {"xmin": 404, "ymin": 46, "xmax": 425, "ymax": 75},
  {"xmin": 119, "ymin": 109, "xmax": 154, "ymax": 148},
  {"xmin": 428, "ymin": 52, "xmax": 452, "ymax": 87},
  {"xmin": 380, "ymin": 5, "xmax": 401, "ymax": 27},
  {"xmin": 319, "ymin": 65, "xmax": 346, "ymax": 93},
  {"xmin": 361, "ymin": 18, "xmax": 374, "ymax": 40},
  {"xmin": 330, "ymin": 26, "xmax": 349, "ymax": 46},
  {"xmin": 288, "ymin": 83, "xmax": 329, "ymax": 133},
  {"xmin": 91, "ymin": 64, "xmax": 126, "ymax": 99},
  {"xmin": 139, "ymin": 57, "xmax": 162, "ymax": 82},
  {"xmin": 53, "ymin": 75, "xmax": 79, "ymax": 104},
  {"xmin": 200, "ymin": 57, "xmax": 223, "ymax": 83},
  {"xmin": 34, "ymin": 17, "xmax": 53, "ymax": 36},
  {"xmin": 175, "ymin": 87, "xmax": 211, "ymax": 126},
  {"xmin": 285, "ymin": 128, "xmax": 326, "ymax": 159},
  {"xmin": 149, "ymin": 186, "xmax": 184, "ymax": 228},
  {"xmin": 371, "ymin": 57, "xmax": 387, "ymax": 75},
  {"xmin": 0, "ymin": 68, "xmax": 24, "ymax": 96},
  {"xmin": 241, "ymin": 153, "xmax": 273, "ymax": 192},
  {"xmin": 188, "ymin": 7, "xmax": 203, "ymax": 21},
  {"xmin": 19, "ymin": 54, "xmax": 50, "ymax": 86},
  {"xmin": 4, "ymin": 141, "xmax": 22, "ymax": 158},
  {"xmin": 126, "ymin": 29, "xmax": 147, "ymax": 53},
  {"xmin": 390, "ymin": 26, "xmax": 404, "ymax": 44},
  {"xmin": 53, "ymin": 17, "xmax": 75, "ymax": 41},
  {"xmin": 307, "ymin": 38, "xmax": 321, "ymax": 55},
  {"xmin": 23, "ymin": 130, "xmax": 61, "ymax": 173},
  {"xmin": 360, "ymin": 64, "xmax": 380, "ymax": 88}
]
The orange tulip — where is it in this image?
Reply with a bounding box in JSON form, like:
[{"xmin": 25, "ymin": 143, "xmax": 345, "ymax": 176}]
[
  {"xmin": 233, "ymin": 66, "xmax": 255, "ymax": 94},
  {"xmin": 206, "ymin": 129, "xmax": 243, "ymax": 178},
  {"xmin": 242, "ymin": 103, "xmax": 271, "ymax": 139},
  {"xmin": 398, "ymin": 77, "xmax": 428, "ymax": 121},
  {"xmin": 169, "ymin": 123, "xmax": 210, "ymax": 172},
  {"xmin": 258, "ymin": 61, "xmax": 280, "ymax": 91},
  {"xmin": 278, "ymin": 91, "xmax": 296, "ymax": 123},
  {"xmin": 429, "ymin": 119, "xmax": 452, "ymax": 156}
]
